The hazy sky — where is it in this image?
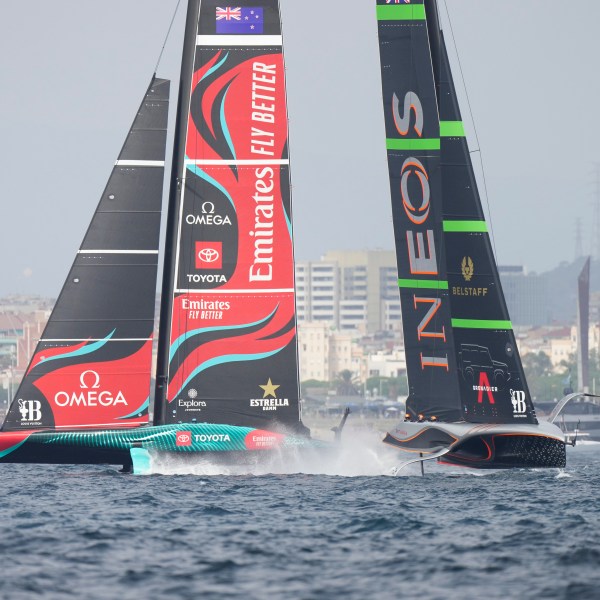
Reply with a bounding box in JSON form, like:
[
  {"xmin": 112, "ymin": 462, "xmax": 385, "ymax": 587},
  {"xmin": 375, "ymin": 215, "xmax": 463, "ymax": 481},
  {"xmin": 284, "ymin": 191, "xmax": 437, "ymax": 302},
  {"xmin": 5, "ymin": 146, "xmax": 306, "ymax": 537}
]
[{"xmin": 0, "ymin": 0, "xmax": 599, "ymax": 297}]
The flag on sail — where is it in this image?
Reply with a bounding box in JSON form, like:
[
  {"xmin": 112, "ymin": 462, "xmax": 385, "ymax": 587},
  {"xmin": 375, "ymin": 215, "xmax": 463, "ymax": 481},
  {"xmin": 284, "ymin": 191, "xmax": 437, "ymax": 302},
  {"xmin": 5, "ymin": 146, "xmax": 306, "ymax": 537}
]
[{"xmin": 216, "ymin": 7, "xmax": 264, "ymax": 34}]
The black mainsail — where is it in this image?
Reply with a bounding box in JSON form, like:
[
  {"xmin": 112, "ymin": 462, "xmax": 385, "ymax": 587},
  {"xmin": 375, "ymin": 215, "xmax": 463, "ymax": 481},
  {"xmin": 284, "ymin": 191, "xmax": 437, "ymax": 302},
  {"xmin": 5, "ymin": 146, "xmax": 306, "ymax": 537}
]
[
  {"xmin": 2, "ymin": 78, "xmax": 170, "ymax": 432},
  {"xmin": 376, "ymin": 0, "xmax": 461, "ymax": 422},
  {"xmin": 376, "ymin": 0, "xmax": 565, "ymax": 468},
  {"xmin": 437, "ymin": 26, "xmax": 536, "ymax": 425}
]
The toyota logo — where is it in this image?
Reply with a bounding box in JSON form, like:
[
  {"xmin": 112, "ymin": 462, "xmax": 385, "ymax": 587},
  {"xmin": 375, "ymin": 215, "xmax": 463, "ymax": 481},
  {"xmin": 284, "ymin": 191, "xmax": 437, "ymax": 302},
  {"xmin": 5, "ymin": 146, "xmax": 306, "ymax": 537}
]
[
  {"xmin": 177, "ymin": 433, "xmax": 190, "ymax": 443},
  {"xmin": 198, "ymin": 248, "xmax": 220, "ymax": 263}
]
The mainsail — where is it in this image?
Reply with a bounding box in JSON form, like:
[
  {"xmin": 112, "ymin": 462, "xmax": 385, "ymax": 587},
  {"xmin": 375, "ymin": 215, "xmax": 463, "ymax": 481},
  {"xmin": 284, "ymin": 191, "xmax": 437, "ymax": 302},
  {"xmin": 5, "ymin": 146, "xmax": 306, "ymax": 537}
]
[
  {"xmin": 376, "ymin": 0, "xmax": 536, "ymax": 424},
  {"xmin": 2, "ymin": 78, "xmax": 170, "ymax": 431},
  {"xmin": 376, "ymin": 0, "xmax": 461, "ymax": 421},
  {"xmin": 154, "ymin": 0, "xmax": 305, "ymax": 432}
]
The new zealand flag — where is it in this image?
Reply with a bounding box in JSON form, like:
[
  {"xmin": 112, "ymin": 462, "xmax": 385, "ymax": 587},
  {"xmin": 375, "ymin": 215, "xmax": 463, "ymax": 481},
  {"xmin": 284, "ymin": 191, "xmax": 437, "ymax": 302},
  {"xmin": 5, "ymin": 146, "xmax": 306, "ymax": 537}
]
[{"xmin": 216, "ymin": 7, "xmax": 264, "ymax": 34}]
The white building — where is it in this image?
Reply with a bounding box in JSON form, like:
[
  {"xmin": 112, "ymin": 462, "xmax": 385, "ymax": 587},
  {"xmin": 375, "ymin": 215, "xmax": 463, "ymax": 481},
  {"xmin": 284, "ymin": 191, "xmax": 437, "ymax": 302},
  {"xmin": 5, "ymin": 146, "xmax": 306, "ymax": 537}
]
[
  {"xmin": 297, "ymin": 322, "xmax": 354, "ymax": 382},
  {"xmin": 296, "ymin": 249, "xmax": 400, "ymax": 334}
]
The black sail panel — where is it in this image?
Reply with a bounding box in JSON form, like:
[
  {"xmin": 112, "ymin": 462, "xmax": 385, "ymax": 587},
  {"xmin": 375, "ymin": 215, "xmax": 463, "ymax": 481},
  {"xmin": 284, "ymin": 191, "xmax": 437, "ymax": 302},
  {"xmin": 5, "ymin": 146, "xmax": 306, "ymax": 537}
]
[
  {"xmin": 155, "ymin": 1, "xmax": 306, "ymax": 432},
  {"xmin": 376, "ymin": 0, "xmax": 462, "ymax": 421},
  {"xmin": 437, "ymin": 33, "xmax": 536, "ymax": 424},
  {"xmin": 2, "ymin": 78, "xmax": 170, "ymax": 432}
]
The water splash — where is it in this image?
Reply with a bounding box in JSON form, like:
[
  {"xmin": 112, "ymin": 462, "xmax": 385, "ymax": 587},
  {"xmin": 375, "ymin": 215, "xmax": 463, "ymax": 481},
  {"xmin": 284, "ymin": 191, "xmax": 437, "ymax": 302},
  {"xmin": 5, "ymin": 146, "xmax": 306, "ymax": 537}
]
[{"xmin": 145, "ymin": 429, "xmax": 403, "ymax": 477}]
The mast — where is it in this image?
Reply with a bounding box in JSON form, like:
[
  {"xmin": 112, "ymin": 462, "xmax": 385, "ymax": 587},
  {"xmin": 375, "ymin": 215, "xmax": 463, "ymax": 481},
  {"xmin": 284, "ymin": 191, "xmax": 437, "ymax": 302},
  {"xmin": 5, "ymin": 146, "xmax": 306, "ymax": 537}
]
[{"xmin": 155, "ymin": 0, "xmax": 201, "ymax": 424}]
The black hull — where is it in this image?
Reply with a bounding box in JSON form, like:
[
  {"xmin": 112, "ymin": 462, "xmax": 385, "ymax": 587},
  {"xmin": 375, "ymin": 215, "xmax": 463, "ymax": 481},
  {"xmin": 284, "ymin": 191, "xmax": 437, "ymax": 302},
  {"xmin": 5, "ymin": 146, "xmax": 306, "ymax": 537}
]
[
  {"xmin": 0, "ymin": 441, "xmax": 132, "ymax": 469},
  {"xmin": 440, "ymin": 434, "xmax": 566, "ymax": 469},
  {"xmin": 384, "ymin": 421, "xmax": 567, "ymax": 470}
]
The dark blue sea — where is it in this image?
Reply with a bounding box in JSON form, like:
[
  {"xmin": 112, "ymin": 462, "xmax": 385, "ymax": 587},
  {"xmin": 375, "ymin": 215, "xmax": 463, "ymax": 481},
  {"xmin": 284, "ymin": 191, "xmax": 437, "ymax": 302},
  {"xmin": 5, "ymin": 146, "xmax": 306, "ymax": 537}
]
[{"xmin": 1, "ymin": 436, "xmax": 599, "ymax": 600}]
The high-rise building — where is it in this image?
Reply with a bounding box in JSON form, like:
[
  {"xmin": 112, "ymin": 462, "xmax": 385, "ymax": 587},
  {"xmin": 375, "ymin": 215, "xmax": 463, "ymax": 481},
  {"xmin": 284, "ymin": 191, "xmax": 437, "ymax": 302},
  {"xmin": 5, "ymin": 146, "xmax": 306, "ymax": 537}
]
[
  {"xmin": 498, "ymin": 266, "xmax": 549, "ymax": 326},
  {"xmin": 296, "ymin": 250, "xmax": 399, "ymax": 333}
]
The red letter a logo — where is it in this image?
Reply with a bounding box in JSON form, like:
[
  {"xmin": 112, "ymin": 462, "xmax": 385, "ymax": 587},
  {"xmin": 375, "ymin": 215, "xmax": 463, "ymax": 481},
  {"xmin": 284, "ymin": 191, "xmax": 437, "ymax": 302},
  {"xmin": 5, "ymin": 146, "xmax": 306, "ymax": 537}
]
[{"xmin": 477, "ymin": 371, "xmax": 495, "ymax": 404}]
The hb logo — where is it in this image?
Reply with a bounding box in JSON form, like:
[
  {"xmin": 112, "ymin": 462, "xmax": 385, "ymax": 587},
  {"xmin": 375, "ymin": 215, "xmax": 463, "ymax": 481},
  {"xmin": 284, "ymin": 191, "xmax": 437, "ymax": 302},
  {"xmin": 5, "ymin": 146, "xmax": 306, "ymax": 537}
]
[
  {"xmin": 18, "ymin": 399, "xmax": 42, "ymax": 422},
  {"xmin": 510, "ymin": 389, "xmax": 527, "ymax": 414}
]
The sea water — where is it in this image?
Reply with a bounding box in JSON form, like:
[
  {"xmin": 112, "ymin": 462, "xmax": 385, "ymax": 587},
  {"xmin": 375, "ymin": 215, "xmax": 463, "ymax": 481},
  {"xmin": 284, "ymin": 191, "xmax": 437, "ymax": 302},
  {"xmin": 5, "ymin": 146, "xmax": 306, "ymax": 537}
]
[{"xmin": 0, "ymin": 437, "xmax": 599, "ymax": 599}]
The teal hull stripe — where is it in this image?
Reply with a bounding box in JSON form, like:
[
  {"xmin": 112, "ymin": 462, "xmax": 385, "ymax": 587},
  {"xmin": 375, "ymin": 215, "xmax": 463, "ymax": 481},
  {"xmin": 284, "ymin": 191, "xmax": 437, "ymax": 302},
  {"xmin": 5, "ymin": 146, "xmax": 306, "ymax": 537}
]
[
  {"xmin": 398, "ymin": 279, "xmax": 448, "ymax": 290},
  {"xmin": 452, "ymin": 319, "xmax": 513, "ymax": 330},
  {"xmin": 0, "ymin": 438, "xmax": 29, "ymax": 459},
  {"xmin": 186, "ymin": 160, "xmax": 235, "ymax": 208},
  {"xmin": 39, "ymin": 329, "xmax": 116, "ymax": 365},
  {"xmin": 443, "ymin": 220, "xmax": 488, "ymax": 233},
  {"xmin": 169, "ymin": 307, "xmax": 277, "ymax": 362},
  {"xmin": 440, "ymin": 121, "xmax": 466, "ymax": 137},
  {"xmin": 15, "ymin": 423, "xmax": 330, "ymax": 454},
  {"xmin": 376, "ymin": 5, "xmax": 426, "ymax": 20},
  {"xmin": 387, "ymin": 138, "xmax": 440, "ymax": 151}
]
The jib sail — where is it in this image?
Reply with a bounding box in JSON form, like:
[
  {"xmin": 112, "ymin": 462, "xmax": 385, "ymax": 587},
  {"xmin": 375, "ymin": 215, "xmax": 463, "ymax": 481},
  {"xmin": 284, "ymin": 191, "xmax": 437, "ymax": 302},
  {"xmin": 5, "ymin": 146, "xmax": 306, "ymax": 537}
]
[
  {"xmin": 437, "ymin": 27, "xmax": 536, "ymax": 424},
  {"xmin": 2, "ymin": 78, "xmax": 170, "ymax": 431},
  {"xmin": 375, "ymin": 0, "xmax": 462, "ymax": 421},
  {"xmin": 155, "ymin": 0, "xmax": 305, "ymax": 432}
]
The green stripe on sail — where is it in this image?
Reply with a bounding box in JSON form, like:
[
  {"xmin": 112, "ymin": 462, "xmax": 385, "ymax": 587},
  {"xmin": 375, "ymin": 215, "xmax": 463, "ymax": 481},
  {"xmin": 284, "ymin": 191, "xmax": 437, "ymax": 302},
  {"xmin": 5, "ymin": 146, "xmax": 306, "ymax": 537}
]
[
  {"xmin": 398, "ymin": 279, "xmax": 448, "ymax": 290},
  {"xmin": 387, "ymin": 138, "xmax": 440, "ymax": 151},
  {"xmin": 443, "ymin": 220, "xmax": 488, "ymax": 233},
  {"xmin": 376, "ymin": 5, "xmax": 426, "ymax": 20},
  {"xmin": 440, "ymin": 121, "xmax": 466, "ymax": 137},
  {"xmin": 452, "ymin": 319, "xmax": 513, "ymax": 330}
]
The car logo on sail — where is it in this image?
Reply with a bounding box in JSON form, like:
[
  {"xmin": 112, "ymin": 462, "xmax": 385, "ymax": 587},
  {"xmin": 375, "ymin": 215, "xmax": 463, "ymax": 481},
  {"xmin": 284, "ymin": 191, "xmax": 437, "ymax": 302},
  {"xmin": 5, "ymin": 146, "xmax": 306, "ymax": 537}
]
[
  {"xmin": 461, "ymin": 256, "xmax": 474, "ymax": 282},
  {"xmin": 195, "ymin": 242, "xmax": 223, "ymax": 269},
  {"xmin": 176, "ymin": 431, "xmax": 192, "ymax": 447}
]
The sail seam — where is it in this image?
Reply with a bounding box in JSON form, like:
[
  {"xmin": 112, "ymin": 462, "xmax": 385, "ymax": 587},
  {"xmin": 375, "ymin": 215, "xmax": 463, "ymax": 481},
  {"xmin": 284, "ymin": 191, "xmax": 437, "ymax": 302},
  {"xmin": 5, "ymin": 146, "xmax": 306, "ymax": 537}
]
[
  {"xmin": 443, "ymin": 220, "xmax": 488, "ymax": 233},
  {"xmin": 174, "ymin": 288, "xmax": 295, "ymax": 294},
  {"xmin": 398, "ymin": 279, "xmax": 449, "ymax": 290},
  {"xmin": 197, "ymin": 35, "xmax": 282, "ymax": 46},
  {"xmin": 376, "ymin": 6, "xmax": 426, "ymax": 20},
  {"xmin": 451, "ymin": 319, "xmax": 512, "ymax": 330},
  {"xmin": 78, "ymin": 250, "xmax": 159, "ymax": 255},
  {"xmin": 387, "ymin": 138, "xmax": 440, "ymax": 150},
  {"xmin": 186, "ymin": 159, "xmax": 289, "ymax": 166},
  {"xmin": 440, "ymin": 121, "xmax": 465, "ymax": 137},
  {"xmin": 40, "ymin": 338, "xmax": 152, "ymax": 342},
  {"xmin": 115, "ymin": 160, "xmax": 165, "ymax": 167}
]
